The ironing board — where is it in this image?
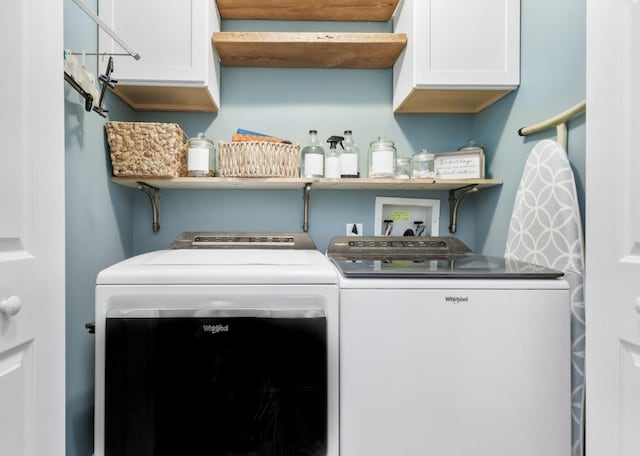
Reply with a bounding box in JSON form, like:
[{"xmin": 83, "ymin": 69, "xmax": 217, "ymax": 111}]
[{"xmin": 505, "ymin": 139, "xmax": 585, "ymax": 456}]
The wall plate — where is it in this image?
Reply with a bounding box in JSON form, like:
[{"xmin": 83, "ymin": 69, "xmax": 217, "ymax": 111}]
[{"xmin": 346, "ymin": 223, "xmax": 363, "ymax": 236}]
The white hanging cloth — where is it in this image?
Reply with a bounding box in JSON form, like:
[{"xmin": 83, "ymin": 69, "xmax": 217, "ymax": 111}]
[{"xmin": 505, "ymin": 139, "xmax": 585, "ymax": 456}]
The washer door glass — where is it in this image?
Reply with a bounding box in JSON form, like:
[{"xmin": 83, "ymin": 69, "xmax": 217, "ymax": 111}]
[{"xmin": 104, "ymin": 309, "xmax": 327, "ymax": 455}]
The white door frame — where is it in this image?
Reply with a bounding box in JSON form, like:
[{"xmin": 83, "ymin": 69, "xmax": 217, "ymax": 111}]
[
  {"xmin": 0, "ymin": 0, "xmax": 65, "ymax": 455},
  {"xmin": 586, "ymin": 0, "xmax": 640, "ymax": 455}
]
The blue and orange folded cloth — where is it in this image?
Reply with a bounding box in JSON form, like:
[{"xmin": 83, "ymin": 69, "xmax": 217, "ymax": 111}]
[{"xmin": 231, "ymin": 128, "xmax": 291, "ymax": 144}]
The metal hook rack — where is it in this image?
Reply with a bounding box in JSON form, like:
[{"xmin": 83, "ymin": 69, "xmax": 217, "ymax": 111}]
[
  {"xmin": 64, "ymin": 71, "xmax": 97, "ymax": 114},
  {"xmin": 65, "ymin": 0, "xmax": 141, "ymax": 116},
  {"xmin": 518, "ymin": 100, "xmax": 586, "ymax": 150},
  {"xmin": 64, "ymin": 56, "xmax": 117, "ymax": 117}
]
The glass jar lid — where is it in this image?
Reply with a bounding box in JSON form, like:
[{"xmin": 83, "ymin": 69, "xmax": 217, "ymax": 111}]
[
  {"xmin": 412, "ymin": 149, "xmax": 434, "ymax": 161},
  {"xmin": 369, "ymin": 136, "xmax": 395, "ymax": 150},
  {"xmin": 188, "ymin": 132, "xmax": 213, "ymax": 149},
  {"xmin": 458, "ymin": 139, "xmax": 484, "ymax": 152}
]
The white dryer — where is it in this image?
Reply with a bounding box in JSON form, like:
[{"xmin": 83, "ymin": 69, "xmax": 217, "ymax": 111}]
[
  {"xmin": 94, "ymin": 232, "xmax": 339, "ymax": 456},
  {"xmin": 327, "ymin": 236, "xmax": 571, "ymax": 456}
]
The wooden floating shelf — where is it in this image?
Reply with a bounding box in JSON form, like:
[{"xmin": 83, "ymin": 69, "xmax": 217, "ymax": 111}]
[
  {"xmin": 215, "ymin": 0, "xmax": 400, "ymax": 21},
  {"xmin": 394, "ymin": 88, "xmax": 513, "ymax": 114},
  {"xmin": 212, "ymin": 32, "xmax": 407, "ymax": 69},
  {"xmin": 115, "ymin": 177, "xmax": 502, "ymax": 233},
  {"xmin": 112, "ymin": 177, "xmax": 502, "ymax": 191},
  {"xmin": 110, "ymin": 85, "xmax": 219, "ymax": 113}
]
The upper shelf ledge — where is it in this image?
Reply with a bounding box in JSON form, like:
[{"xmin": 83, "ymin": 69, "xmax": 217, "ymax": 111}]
[
  {"xmin": 212, "ymin": 32, "xmax": 407, "ymax": 68},
  {"xmin": 112, "ymin": 176, "xmax": 502, "ymax": 191},
  {"xmin": 215, "ymin": 0, "xmax": 400, "ymax": 21}
]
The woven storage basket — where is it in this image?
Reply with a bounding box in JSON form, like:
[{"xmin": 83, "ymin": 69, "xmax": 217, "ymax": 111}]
[
  {"xmin": 218, "ymin": 141, "xmax": 300, "ymax": 177},
  {"xmin": 105, "ymin": 121, "xmax": 187, "ymax": 177}
]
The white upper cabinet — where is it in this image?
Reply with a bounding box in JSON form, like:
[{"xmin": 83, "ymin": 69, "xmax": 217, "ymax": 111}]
[
  {"xmin": 99, "ymin": 0, "xmax": 220, "ymax": 112},
  {"xmin": 393, "ymin": 0, "xmax": 520, "ymax": 113}
]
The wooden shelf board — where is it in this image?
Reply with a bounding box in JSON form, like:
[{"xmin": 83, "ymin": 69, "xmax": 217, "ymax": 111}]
[
  {"xmin": 394, "ymin": 88, "xmax": 514, "ymax": 114},
  {"xmin": 314, "ymin": 178, "xmax": 502, "ymax": 190},
  {"xmin": 212, "ymin": 32, "xmax": 407, "ymax": 68},
  {"xmin": 112, "ymin": 176, "xmax": 502, "ymax": 191},
  {"xmin": 113, "ymin": 177, "xmax": 308, "ymax": 190},
  {"xmin": 111, "ymin": 85, "xmax": 218, "ymax": 113},
  {"xmin": 215, "ymin": 0, "xmax": 400, "ymax": 21}
]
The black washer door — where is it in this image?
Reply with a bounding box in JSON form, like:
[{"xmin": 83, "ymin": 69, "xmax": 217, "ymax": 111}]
[{"xmin": 105, "ymin": 310, "xmax": 327, "ymax": 456}]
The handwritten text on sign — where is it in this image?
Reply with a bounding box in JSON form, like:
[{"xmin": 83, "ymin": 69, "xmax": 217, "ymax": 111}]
[{"xmin": 435, "ymin": 150, "xmax": 484, "ymax": 179}]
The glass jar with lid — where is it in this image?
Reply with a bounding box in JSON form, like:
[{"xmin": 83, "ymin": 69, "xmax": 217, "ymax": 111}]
[
  {"xmin": 458, "ymin": 140, "xmax": 485, "ymax": 177},
  {"xmin": 394, "ymin": 157, "xmax": 411, "ymax": 179},
  {"xmin": 368, "ymin": 136, "xmax": 396, "ymax": 178},
  {"xmin": 187, "ymin": 132, "xmax": 214, "ymax": 177},
  {"xmin": 411, "ymin": 149, "xmax": 435, "ymax": 178}
]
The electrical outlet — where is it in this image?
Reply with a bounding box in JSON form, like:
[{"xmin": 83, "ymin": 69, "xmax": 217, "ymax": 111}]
[{"xmin": 346, "ymin": 223, "xmax": 363, "ymax": 236}]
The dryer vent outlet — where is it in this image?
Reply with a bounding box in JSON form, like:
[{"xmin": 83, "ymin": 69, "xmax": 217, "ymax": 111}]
[{"xmin": 346, "ymin": 223, "xmax": 363, "ymax": 236}]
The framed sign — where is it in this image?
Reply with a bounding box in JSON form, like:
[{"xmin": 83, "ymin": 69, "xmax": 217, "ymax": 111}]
[{"xmin": 434, "ymin": 149, "xmax": 485, "ymax": 179}]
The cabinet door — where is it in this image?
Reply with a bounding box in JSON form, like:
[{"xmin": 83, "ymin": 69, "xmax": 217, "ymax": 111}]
[
  {"xmin": 411, "ymin": 0, "xmax": 519, "ymax": 87},
  {"xmin": 99, "ymin": 0, "xmax": 214, "ymax": 85},
  {"xmin": 393, "ymin": 0, "xmax": 519, "ymax": 113},
  {"xmin": 98, "ymin": 0, "xmax": 220, "ymax": 111}
]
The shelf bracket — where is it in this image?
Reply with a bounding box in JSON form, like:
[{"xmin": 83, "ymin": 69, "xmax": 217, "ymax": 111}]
[
  {"xmin": 448, "ymin": 185, "xmax": 479, "ymax": 234},
  {"xmin": 137, "ymin": 182, "xmax": 161, "ymax": 232},
  {"xmin": 302, "ymin": 183, "xmax": 312, "ymax": 233}
]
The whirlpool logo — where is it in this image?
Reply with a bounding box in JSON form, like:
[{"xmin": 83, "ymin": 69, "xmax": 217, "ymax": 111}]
[
  {"xmin": 444, "ymin": 296, "xmax": 469, "ymax": 304},
  {"xmin": 202, "ymin": 324, "xmax": 229, "ymax": 334}
]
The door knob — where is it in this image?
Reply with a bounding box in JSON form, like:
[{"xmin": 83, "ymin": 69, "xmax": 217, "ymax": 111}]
[
  {"xmin": 0, "ymin": 296, "xmax": 22, "ymax": 317},
  {"xmin": 635, "ymin": 297, "xmax": 640, "ymax": 315}
]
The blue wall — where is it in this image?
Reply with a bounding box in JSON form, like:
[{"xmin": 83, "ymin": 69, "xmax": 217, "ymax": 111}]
[
  {"xmin": 64, "ymin": 1, "xmax": 135, "ymax": 454},
  {"xmin": 64, "ymin": 0, "xmax": 585, "ymax": 455},
  {"xmin": 472, "ymin": 0, "xmax": 586, "ymax": 255},
  {"xmin": 134, "ymin": 67, "xmax": 476, "ymax": 254}
]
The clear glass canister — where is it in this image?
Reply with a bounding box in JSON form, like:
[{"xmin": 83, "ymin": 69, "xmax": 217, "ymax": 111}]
[
  {"xmin": 411, "ymin": 149, "xmax": 435, "ymax": 178},
  {"xmin": 187, "ymin": 132, "xmax": 214, "ymax": 177},
  {"xmin": 394, "ymin": 157, "xmax": 411, "ymax": 179},
  {"xmin": 368, "ymin": 136, "xmax": 396, "ymax": 178}
]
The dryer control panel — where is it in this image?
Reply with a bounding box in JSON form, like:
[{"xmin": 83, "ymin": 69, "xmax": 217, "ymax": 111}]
[{"xmin": 170, "ymin": 231, "xmax": 317, "ymax": 250}]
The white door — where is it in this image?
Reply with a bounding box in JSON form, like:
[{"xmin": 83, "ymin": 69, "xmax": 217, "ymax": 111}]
[
  {"xmin": 586, "ymin": 0, "xmax": 640, "ymax": 455},
  {"xmin": 0, "ymin": 1, "xmax": 65, "ymax": 455}
]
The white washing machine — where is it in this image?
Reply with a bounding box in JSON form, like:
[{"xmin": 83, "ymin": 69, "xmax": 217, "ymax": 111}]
[
  {"xmin": 327, "ymin": 236, "xmax": 571, "ymax": 456},
  {"xmin": 94, "ymin": 232, "xmax": 339, "ymax": 456}
]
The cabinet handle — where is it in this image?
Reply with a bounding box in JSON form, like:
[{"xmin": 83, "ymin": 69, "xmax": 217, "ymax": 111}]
[{"xmin": 0, "ymin": 296, "xmax": 22, "ymax": 317}]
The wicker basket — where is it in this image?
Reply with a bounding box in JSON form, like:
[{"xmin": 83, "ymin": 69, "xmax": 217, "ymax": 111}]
[
  {"xmin": 105, "ymin": 121, "xmax": 187, "ymax": 177},
  {"xmin": 218, "ymin": 141, "xmax": 300, "ymax": 177}
]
